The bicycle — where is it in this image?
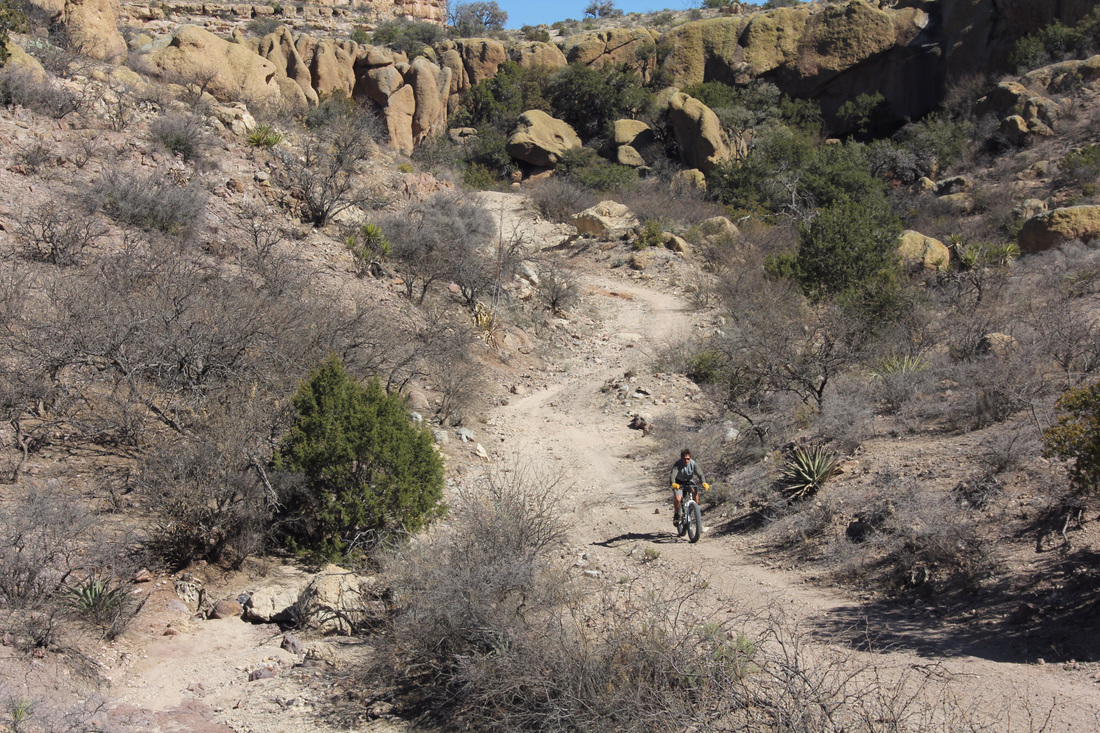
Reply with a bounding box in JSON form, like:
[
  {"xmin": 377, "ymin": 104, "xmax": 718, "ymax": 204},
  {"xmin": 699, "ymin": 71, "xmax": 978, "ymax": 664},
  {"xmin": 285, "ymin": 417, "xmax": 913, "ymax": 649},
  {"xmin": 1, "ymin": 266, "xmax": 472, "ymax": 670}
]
[{"xmin": 674, "ymin": 482, "xmax": 705, "ymax": 543}]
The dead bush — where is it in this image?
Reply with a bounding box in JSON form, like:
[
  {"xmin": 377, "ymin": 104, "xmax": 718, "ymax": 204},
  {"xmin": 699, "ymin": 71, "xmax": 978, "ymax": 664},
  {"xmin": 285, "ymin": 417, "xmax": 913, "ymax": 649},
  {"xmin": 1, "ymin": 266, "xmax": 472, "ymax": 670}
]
[
  {"xmin": 528, "ymin": 176, "xmax": 596, "ymax": 222},
  {"xmin": 12, "ymin": 140, "xmax": 55, "ymax": 175},
  {"xmin": 148, "ymin": 112, "xmax": 211, "ymax": 163},
  {"xmin": 536, "ymin": 259, "xmax": 580, "ymax": 315},
  {"xmin": 0, "ymin": 66, "xmax": 84, "ymax": 118},
  {"xmin": 88, "ymin": 166, "xmax": 207, "ymax": 236},
  {"xmin": 615, "ymin": 180, "xmax": 725, "ymax": 227},
  {"xmin": 17, "ymin": 201, "xmax": 107, "ymax": 265},
  {"xmin": 276, "ymin": 109, "xmax": 379, "ymax": 226}
]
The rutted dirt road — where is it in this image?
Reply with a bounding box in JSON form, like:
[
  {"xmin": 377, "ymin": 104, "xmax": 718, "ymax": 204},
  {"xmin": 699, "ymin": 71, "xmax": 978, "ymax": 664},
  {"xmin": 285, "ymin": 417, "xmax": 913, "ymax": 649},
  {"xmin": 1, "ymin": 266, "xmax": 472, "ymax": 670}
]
[{"xmin": 484, "ymin": 268, "xmax": 1100, "ymax": 731}]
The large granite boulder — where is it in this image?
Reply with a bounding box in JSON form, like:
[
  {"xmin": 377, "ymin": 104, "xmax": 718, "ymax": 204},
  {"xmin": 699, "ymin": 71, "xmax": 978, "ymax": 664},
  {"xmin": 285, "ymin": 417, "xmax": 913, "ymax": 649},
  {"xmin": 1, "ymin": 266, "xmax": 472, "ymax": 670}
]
[
  {"xmin": 571, "ymin": 201, "xmax": 639, "ymax": 239},
  {"xmin": 666, "ymin": 90, "xmax": 731, "ymax": 174},
  {"xmin": 563, "ymin": 28, "xmax": 659, "ymax": 78},
  {"xmin": 1018, "ymin": 206, "xmax": 1100, "ymax": 253},
  {"xmin": 295, "ymin": 564, "xmax": 382, "ymax": 635},
  {"xmin": 505, "ymin": 110, "xmax": 581, "ymax": 167},
  {"xmin": 897, "ymin": 230, "xmax": 950, "ymax": 271},
  {"xmin": 513, "ymin": 41, "xmax": 567, "ymax": 70},
  {"xmin": 145, "ymin": 25, "xmax": 282, "ymax": 105}
]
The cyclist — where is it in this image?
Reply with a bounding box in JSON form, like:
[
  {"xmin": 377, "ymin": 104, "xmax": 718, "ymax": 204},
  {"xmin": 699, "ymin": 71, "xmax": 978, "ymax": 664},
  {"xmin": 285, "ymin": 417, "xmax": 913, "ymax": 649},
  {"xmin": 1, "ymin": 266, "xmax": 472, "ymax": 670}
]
[{"xmin": 670, "ymin": 448, "xmax": 709, "ymax": 525}]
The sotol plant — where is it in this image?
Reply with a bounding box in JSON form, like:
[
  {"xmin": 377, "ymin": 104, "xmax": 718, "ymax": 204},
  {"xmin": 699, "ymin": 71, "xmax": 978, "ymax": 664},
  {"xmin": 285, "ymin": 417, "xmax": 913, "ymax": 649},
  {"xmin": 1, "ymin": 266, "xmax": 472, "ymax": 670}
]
[{"xmin": 781, "ymin": 445, "xmax": 840, "ymax": 501}]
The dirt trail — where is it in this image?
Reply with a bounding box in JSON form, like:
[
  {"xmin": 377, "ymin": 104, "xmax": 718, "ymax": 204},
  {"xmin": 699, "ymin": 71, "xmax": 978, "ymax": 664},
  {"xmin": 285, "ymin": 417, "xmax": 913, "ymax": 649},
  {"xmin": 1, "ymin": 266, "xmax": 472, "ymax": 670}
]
[{"xmin": 489, "ymin": 269, "xmax": 1100, "ymax": 731}]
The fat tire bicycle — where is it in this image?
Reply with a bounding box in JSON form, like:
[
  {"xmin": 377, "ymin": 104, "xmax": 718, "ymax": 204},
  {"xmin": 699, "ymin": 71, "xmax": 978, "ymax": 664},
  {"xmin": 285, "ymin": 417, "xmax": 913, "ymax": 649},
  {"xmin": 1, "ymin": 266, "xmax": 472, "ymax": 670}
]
[{"xmin": 675, "ymin": 483, "xmax": 704, "ymax": 543}]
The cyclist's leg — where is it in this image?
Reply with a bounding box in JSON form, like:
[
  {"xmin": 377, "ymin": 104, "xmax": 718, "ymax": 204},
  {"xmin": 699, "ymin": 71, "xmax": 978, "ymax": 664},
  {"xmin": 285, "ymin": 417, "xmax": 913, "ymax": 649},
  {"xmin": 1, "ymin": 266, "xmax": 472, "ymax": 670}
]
[{"xmin": 672, "ymin": 485, "xmax": 682, "ymax": 521}]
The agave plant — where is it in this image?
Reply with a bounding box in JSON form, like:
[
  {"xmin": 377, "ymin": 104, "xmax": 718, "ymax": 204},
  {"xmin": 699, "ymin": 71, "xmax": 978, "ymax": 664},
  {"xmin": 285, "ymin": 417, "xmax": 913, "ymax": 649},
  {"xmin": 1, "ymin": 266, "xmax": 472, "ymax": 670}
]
[
  {"xmin": 247, "ymin": 124, "xmax": 285, "ymax": 148},
  {"xmin": 781, "ymin": 445, "xmax": 840, "ymax": 501},
  {"xmin": 65, "ymin": 575, "xmax": 131, "ymax": 627},
  {"xmin": 872, "ymin": 353, "xmax": 928, "ymax": 380}
]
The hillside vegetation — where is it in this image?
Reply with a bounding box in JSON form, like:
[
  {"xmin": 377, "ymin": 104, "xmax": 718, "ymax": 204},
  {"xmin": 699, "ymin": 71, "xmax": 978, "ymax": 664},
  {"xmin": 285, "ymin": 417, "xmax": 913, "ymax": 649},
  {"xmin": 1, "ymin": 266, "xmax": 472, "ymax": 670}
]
[{"xmin": 0, "ymin": 0, "xmax": 1098, "ymax": 730}]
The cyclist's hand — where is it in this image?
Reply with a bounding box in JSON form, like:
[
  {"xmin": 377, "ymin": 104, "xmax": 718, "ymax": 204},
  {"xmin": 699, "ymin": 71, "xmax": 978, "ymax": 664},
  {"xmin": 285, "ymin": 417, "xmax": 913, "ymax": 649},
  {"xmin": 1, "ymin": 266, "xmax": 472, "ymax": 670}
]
[
  {"xmin": 702, "ymin": 483, "xmax": 710, "ymax": 491},
  {"xmin": 671, "ymin": 483, "xmax": 679, "ymax": 490}
]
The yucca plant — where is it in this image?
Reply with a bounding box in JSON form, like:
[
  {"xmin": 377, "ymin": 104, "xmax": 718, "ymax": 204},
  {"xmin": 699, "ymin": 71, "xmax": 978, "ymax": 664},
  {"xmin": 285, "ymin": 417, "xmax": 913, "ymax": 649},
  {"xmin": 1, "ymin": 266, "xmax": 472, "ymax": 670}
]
[
  {"xmin": 872, "ymin": 353, "xmax": 928, "ymax": 379},
  {"xmin": 247, "ymin": 124, "xmax": 284, "ymax": 148},
  {"xmin": 781, "ymin": 445, "xmax": 840, "ymax": 501},
  {"xmin": 65, "ymin": 575, "xmax": 131, "ymax": 629}
]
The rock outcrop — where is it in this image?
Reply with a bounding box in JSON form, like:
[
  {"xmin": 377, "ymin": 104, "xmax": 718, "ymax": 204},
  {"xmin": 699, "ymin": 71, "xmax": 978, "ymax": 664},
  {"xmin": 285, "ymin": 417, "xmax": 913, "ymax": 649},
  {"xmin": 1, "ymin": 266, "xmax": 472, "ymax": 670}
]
[
  {"xmin": 295, "ymin": 564, "xmax": 381, "ymax": 635},
  {"xmin": 513, "ymin": 41, "xmax": 567, "ymax": 70},
  {"xmin": 562, "ymin": 28, "xmax": 659, "ymax": 79},
  {"xmin": 26, "ymin": 0, "xmax": 126, "ymax": 62},
  {"xmin": 657, "ymin": 0, "xmax": 1095, "ymax": 130},
  {"xmin": 1018, "ymin": 206, "xmax": 1100, "ymax": 253},
  {"xmin": 146, "ymin": 25, "xmax": 283, "ymax": 104},
  {"xmin": 505, "ymin": 110, "xmax": 581, "ymax": 167},
  {"xmin": 148, "ymin": 26, "xmax": 450, "ymax": 153},
  {"xmin": 665, "ymin": 89, "xmax": 731, "ymax": 174}
]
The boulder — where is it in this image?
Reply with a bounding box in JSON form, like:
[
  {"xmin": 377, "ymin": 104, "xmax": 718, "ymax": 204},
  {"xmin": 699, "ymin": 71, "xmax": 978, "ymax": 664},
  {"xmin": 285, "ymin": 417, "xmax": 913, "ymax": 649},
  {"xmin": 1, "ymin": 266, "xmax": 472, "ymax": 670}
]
[
  {"xmin": 1018, "ymin": 205, "xmax": 1100, "ymax": 253},
  {"xmin": 307, "ymin": 39, "xmax": 356, "ymax": 98},
  {"xmin": 616, "ymin": 145, "xmax": 646, "ymax": 168},
  {"xmin": 998, "ymin": 115, "xmax": 1031, "ymax": 146},
  {"xmin": 611, "ymin": 119, "xmax": 655, "ymax": 148},
  {"xmin": 384, "ymin": 83, "xmax": 416, "ymax": 154},
  {"xmin": 974, "ymin": 80, "xmax": 1031, "ymax": 118},
  {"xmin": 62, "ymin": 0, "xmax": 127, "ymax": 62},
  {"xmin": 454, "ymin": 38, "xmax": 507, "ymax": 86},
  {"xmin": 666, "ymin": 90, "xmax": 730, "ymax": 174},
  {"xmin": 408, "ymin": 55, "xmax": 449, "ymax": 143},
  {"xmin": 630, "ymin": 250, "xmax": 654, "ymax": 270},
  {"xmin": 672, "ymin": 168, "xmax": 707, "ymax": 192},
  {"xmin": 571, "ymin": 200, "xmax": 639, "ymax": 239},
  {"xmin": 935, "ymin": 176, "xmax": 969, "ymax": 196},
  {"xmin": 1025, "ymin": 54, "xmax": 1100, "ymax": 93},
  {"xmin": 211, "ymin": 600, "xmax": 242, "ymax": 619},
  {"xmin": 563, "ymin": 28, "xmax": 658, "ymax": 78},
  {"xmin": 664, "ymin": 233, "xmax": 691, "ymax": 256},
  {"xmin": 146, "ymin": 25, "xmax": 281, "ymax": 105},
  {"xmin": 699, "ymin": 216, "xmax": 739, "ymax": 239},
  {"xmin": 505, "ymin": 110, "xmax": 581, "ymax": 167},
  {"xmin": 977, "ymin": 332, "xmax": 1018, "ymax": 358},
  {"xmin": 209, "ymin": 102, "xmax": 256, "ymax": 137},
  {"xmin": 897, "ymin": 230, "xmax": 950, "ymax": 271},
  {"xmin": 295, "ymin": 564, "xmax": 380, "ymax": 635},
  {"xmin": 936, "ymin": 193, "xmax": 975, "ymax": 216},
  {"xmin": 1013, "ymin": 198, "xmax": 1047, "ymax": 221},
  {"xmin": 244, "ymin": 586, "xmax": 301, "ymax": 624},
  {"xmin": 912, "ymin": 176, "xmax": 937, "ymax": 195},
  {"xmin": 513, "ymin": 41, "xmax": 567, "ymax": 70}
]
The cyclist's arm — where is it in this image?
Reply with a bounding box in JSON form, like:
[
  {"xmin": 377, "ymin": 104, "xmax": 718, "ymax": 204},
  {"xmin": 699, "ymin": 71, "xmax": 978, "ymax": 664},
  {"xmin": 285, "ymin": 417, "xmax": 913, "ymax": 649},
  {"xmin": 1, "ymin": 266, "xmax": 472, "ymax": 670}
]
[{"xmin": 670, "ymin": 464, "xmax": 679, "ymax": 486}]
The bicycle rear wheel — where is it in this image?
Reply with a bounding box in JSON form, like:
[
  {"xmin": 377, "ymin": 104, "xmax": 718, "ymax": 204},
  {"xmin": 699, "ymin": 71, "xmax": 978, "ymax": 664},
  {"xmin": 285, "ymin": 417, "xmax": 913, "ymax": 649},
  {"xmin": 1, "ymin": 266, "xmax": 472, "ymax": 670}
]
[{"xmin": 686, "ymin": 501, "xmax": 702, "ymax": 543}]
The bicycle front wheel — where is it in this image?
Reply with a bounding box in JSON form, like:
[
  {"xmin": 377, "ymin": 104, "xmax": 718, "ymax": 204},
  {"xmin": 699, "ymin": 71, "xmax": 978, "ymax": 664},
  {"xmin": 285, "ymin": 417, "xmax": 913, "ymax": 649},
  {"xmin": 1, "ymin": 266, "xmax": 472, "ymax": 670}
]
[{"xmin": 686, "ymin": 501, "xmax": 702, "ymax": 543}]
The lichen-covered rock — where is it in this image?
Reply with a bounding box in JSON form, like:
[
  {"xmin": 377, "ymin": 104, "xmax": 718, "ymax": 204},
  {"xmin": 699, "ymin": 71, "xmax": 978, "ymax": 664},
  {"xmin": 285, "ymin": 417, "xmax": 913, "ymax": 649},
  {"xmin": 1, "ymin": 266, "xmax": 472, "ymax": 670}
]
[
  {"xmin": 453, "ymin": 38, "xmax": 507, "ymax": 86},
  {"xmin": 666, "ymin": 90, "xmax": 730, "ymax": 173},
  {"xmin": 146, "ymin": 25, "xmax": 281, "ymax": 105},
  {"xmin": 672, "ymin": 168, "xmax": 706, "ymax": 192},
  {"xmin": 505, "ymin": 110, "xmax": 581, "ymax": 167},
  {"xmin": 897, "ymin": 230, "xmax": 950, "ymax": 271},
  {"xmin": 1018, "ymin": 205, "xmax": 1100, "ymax": 253}
]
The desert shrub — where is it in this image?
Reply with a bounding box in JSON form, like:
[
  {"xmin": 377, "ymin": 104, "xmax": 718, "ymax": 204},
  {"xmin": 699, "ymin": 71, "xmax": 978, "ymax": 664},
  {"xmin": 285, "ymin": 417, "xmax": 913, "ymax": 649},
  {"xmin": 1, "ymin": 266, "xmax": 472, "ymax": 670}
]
[
  {"xmin": 17, "ymin": 201, "xmax": 107, "ymax": 265},
  {"xmin": 837, "ymin": 92, "xmax": 889, "ymax": 139},
  {"xmin": 528, "ymin": 176, "xmax": 596, "ymax": 222},
  {"xmin": 537, "ymin": 260, "xmax": 580, "ymax": 315},
  {"xmin": 247, "ymin": 123, "xmax": 284, "ymax": 147},
  {"xmin": 246, "ymin": 16, "xmax": 281, "ymax": 36},
  {"xmin": 684, "ymin": 79, "xmax": 822, "ymax": 135},
  {"xmin": 0, "ymin": 0, "xmax": 26, "ymax": 69},
  {"xmin": 547, "ymin": 63, "xmax": 654, "ymax": 140},
  {"xmin": 88, "ymin": 166, "xmax": 207, "ymax": 235},
  {"xmin": 792, "ymin": 195, "xmax": 903, "ymax": 302},
  {"xmin": 521, "ymin": 25, "xmax": 550, "ymax": 42},
  {"xmin": 1043, "ymin": 380, "xmax": 1100, "ymax": 499},
  {"xmin": 383, "ymin": 191, "xmax": 497, "ymax": 303},
  {"xmin": 148, "ymin": 112, "xmax": 210, "ymax": 162},
  {"xmin": 452, "ymin": 61, "xmax": 551, "ymax": 132},
  {"xmin": 780, "ymin": 444, "xmax": 839, "ymax": 501},
  {"xmin": 274, "ymin": 356, "xmax": 445, "ymax": 562},
  {"xmin": 584, "ymin": 0, "xmax": 622, "ymax": 18},
  {"xmin": 1060, "ymin": 143, "xmax": 1100, "ymax": 186},
  {"xmin": 556, "ymin": 146, "xmax": 636, "ymax": 192},
  {"xmin": 892, "ymin": 114, "xmax": 973, "ymax": 178},
  {"xmin": 344, "ymin": 222, "xmax": 390, "ymax": 277},
  {"xmin": 350, "ymin": 26, "xmax": 370, "ymax": 44},
  {"xmin": 450, "ymin": 0, "xmax": 507, "ymax": 36},
  {"xmin": 371, "ymin": 18, "xmax": 447, "ymax": 58},
  {"xmin": 277, "ymin": 107, "xmax": 378, "ymax": 225},
  {"xmin": 465, "ymin": 126, "xmax": 516, "ymax": 178},
  {"xmin": 1010, "ymin": 9, "xmax": 1100, "ymax": 72},
  {"xmin": 0, "ymin": 66, "xmax": 83, "ymax": 118},
  {"xmin": 139, "ymin": 420, "xmax": 276, "ymax": 567}
]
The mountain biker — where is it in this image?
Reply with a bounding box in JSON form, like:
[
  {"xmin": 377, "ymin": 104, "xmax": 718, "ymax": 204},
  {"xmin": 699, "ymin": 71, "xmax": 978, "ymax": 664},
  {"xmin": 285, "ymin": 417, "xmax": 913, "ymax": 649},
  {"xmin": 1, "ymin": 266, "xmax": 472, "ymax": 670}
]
[{"xmin": 670, "ymin": 448, "xmax": 709, "ymax": 525}]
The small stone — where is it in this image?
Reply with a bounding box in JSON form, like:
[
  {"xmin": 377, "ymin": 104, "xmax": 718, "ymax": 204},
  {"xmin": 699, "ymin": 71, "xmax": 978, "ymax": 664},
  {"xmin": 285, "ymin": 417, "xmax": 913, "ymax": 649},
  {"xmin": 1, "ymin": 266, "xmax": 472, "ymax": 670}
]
[
  {"xmin": 212, "ymin": 600, "xmax": 243, "ymax": 619},
  {"xmin": 281, "ymin": 633, "xmax": 305, "ymax": 655},
  {"xmin": 584, "ymin": 570, "xmax": 602, "ymax": 578},
  {"xmin": 134, "ymin": 568, "xmax": 153, "ymax": 583},
  {"xmin": 226, "ymin": 178, "xmax": 245, "ymax": 193},
  {"xmin": 455, "ymin": 427, "xmax": 475, "ymax": 442},
  {"xmin": 249, "ymin": 667, "xmax": 277, "ymax": 681}
]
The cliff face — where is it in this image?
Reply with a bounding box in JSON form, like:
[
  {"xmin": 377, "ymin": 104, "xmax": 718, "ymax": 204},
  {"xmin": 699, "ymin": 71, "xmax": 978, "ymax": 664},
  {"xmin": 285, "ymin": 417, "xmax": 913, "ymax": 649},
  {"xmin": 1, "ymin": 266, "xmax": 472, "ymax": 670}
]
[{"xmin": 660, "ymin": 0, "xmax": 1095, "ymax": 130}]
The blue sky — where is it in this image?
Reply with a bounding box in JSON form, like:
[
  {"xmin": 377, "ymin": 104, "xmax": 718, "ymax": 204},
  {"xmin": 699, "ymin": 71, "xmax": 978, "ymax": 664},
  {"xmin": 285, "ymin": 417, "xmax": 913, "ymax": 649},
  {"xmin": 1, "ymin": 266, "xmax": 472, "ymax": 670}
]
[{"xmin": 496, "ymin": 1, "xmax": 761, "ymax": 29}]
